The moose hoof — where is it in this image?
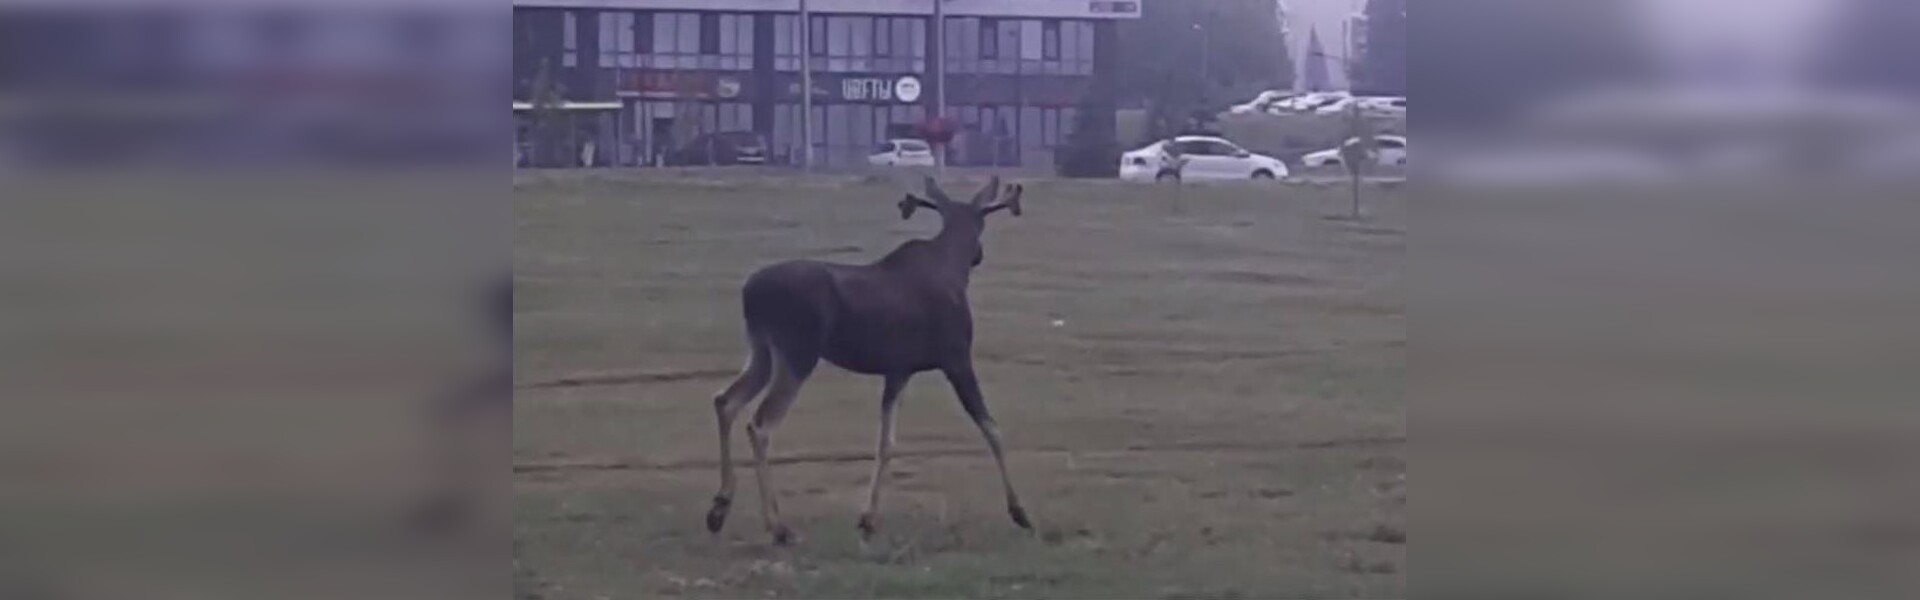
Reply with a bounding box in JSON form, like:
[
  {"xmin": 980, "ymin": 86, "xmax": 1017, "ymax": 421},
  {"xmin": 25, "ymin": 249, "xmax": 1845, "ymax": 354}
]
[
  {"xmin": 1008, "ymin": 504, "xmax": 1034, "ymax": 530},
  {"xmin": 704, "ymin": 496, "xmax": 731, "ymax": 534},
  {"xmin": 771, "ymin": 524, "xmax": 799, "ymax": 546},
  {"xmin": 856, "ymin": 514, "xmax": 877, "ymax": 541}
]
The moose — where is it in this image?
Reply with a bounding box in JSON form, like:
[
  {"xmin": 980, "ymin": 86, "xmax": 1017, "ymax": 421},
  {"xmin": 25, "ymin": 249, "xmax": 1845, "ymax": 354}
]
[{"xmin": 704, "ymin": 176, "xmax": 1029, "ymax": 545}]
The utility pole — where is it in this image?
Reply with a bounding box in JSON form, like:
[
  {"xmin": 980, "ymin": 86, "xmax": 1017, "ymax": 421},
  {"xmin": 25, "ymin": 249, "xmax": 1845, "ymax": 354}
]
[
  {"xmin": 933, "ymin": 0, "xmax": 946, "ymax": 172},
  {"xmin": 800, "ymin": 0, "xmax": 814, "ymax": 171}
]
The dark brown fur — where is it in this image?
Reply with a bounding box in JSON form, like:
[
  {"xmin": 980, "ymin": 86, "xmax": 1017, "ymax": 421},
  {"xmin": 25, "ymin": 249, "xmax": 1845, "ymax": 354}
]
[{"xmin": 704, "ymin": 177, "xmax": 1030, "ymax": 545}]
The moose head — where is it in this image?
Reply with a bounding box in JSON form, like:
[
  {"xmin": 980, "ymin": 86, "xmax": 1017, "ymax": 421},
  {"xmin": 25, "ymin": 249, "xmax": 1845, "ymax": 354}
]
[{"xmin": 897, "ymin": 176, "xmax": 1024, "ymax": 267}]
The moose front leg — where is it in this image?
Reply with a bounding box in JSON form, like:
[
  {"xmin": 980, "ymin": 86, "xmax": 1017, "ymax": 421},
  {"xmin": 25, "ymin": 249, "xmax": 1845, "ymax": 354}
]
[{"xmin": 942, "ymin": 364, "xmax": 1032, "ymax": 531}]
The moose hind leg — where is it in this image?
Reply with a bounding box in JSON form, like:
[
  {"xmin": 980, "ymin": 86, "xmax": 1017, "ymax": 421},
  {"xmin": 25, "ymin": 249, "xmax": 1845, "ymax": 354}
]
[
  {"xmin": 858, "ymin": 373, "xmax": 911, "ymax": 542},
  {"xmin": 943, "ymin": 365, "xmax": 1032, "ymax": 531},
  {"xmin": 707, "ymin": 336, "xmax": 772, "ymax": 534},
  {"xmin": 746, "ymin": 344, "xmax": 818, "ymax": 545}
]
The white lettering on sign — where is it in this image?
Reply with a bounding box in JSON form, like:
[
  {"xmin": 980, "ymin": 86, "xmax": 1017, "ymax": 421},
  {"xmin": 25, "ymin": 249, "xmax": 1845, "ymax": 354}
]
[{"xmin": 842, "ymin": 78, "xmax": 894, "ymax": 102}]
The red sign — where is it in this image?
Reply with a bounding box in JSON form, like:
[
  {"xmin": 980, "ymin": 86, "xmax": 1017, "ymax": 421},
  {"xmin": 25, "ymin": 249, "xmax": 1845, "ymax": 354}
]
[{"xmin": 620, "ymin": 71, "xmax": 746, "ymax": 100}]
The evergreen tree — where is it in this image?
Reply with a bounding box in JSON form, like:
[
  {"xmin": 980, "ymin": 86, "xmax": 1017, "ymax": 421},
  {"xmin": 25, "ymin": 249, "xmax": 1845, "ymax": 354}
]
[
  {"xmin": 1118, "ymin": 0, "xmax": 1295, "ymax": 140},
  {"xmin": 1303, "ymin": 25, "xmax": 1333, "ymax": 92},
  {"xmin": 1056, "ymin": 98, "xmax": 1122, "ymax": 178},
  {"xmin": 1359, "ymin": 0, "xmax": 1406, "ymax": 95}
]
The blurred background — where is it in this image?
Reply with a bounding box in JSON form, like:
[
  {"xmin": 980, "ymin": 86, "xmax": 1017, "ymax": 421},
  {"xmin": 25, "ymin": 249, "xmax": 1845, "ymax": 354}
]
[
  {"xmin": 1, "ymin": 2, "xmax": 507, "ymax": 599},
  {"xmin": 3, "ymin": 0, "xmax": 1917, "ymax": 597},
  {"xmin": 1421, "ymin": 0, "xmax": 1920, "ymax": 598}
]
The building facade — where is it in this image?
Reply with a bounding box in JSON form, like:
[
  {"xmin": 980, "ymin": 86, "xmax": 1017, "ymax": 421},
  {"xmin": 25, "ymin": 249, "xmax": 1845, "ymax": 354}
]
[{"xmin": 513, "ymin": 0, "xmax": 1139, "ymax": 168}]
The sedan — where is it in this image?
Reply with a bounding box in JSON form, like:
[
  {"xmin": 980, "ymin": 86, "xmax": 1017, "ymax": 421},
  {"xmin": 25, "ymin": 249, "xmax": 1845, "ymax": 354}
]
[{"xmin": 1119, "ymin": 136, "xmax": 1290, "ymax": 182}]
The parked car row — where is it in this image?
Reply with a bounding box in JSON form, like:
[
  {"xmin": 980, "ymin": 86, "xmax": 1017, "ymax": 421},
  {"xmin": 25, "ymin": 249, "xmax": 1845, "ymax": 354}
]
[{"xmin": 1228, "ymin": 91, "xmax": 1406, "ymax": 117}]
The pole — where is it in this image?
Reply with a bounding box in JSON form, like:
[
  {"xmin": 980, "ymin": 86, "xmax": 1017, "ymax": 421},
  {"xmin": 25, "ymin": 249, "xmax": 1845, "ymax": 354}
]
[
  {"xmin": 800, "ymin": 0, "xmax": 814, "ymax": 171},
  {"xmin": 933, "ymin": 0, "xmax": 946, "ymax": 173}
]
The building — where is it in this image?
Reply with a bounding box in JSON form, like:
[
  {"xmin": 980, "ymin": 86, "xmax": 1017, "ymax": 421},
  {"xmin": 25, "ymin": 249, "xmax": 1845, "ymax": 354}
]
[{"xmin": 512, "ymin": 0, "xmax": 1141, "ymax": 168}]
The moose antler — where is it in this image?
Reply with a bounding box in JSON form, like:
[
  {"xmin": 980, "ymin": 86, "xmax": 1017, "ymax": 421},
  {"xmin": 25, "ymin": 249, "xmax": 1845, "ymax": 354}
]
[
  {"xmin": 982, "ymin": 183, "xmax": 1023, "ymax": 217},
  {"xmin": 897, "ymin": 194, "xmax": 940, "ymax": 220},
  {"xmin": 969, "ymin": 176, "xmax": 1003, "ymax": 206}
]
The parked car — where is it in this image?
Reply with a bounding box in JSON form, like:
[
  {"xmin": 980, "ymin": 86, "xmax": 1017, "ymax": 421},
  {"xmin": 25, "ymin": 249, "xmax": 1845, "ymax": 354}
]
[
  {"xmin": 1302, "ymin": 135, "xmax": 1409, "ymax": 168},
  {"xmin": 1229, "ymin": 90, "xmax": 1298, "ymax": 115},
  {"xmin": 665, "ymin": 131, "xmax": 768, "ymax": 166},
  {"xmin": 867, "ymin": 138, "xmax": 936, "ymax": 167},
  {"xmin": 1119, "ymin": 135, "xmax": 1290, "ymax": 182},
  {"xmin": 1273, "ymin": 91, "xmax": 1353, "ymax": 113}
]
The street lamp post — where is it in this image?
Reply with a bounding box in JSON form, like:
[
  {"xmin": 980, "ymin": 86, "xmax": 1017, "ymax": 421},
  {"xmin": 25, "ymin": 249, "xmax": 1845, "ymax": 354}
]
[
  {"xmin": 933, "ymin": 0, "xmax": 946, "ymax": 172},
  {"xmin": 800, "ymin": 0, "xmax": 814, "ymax": 171}
]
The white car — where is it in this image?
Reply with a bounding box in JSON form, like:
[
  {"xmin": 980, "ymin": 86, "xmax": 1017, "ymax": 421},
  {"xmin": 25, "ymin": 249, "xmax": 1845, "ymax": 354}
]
[
  {"xmin": 1302, "ymin": 135, "xmax": 1409, "ymax": 168},
  {"xmin": 1229, "ymin": 90, "xmax": 1298, "ymax": 115},
  {"xmin": 1119, "ymin": 136, "xmax": 1290, "ymax": 182},
  {"xmin": 1273, "ymin": 91, "xmax": 1352, "ymax": 113},
  {"xmin": 867, "ymin": 139, "xmax": 936, "ymax": 167}
]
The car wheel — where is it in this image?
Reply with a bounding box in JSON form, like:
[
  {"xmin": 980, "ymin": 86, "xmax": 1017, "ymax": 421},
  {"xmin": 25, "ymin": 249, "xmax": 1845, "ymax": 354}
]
[
  {"xmin": 1251, "ymin": 169, "xmax": 1276, "ymax": 180},
  {"xmin": 1156, "ymin": 170, "xmax": 1181, "ymax": 182}
]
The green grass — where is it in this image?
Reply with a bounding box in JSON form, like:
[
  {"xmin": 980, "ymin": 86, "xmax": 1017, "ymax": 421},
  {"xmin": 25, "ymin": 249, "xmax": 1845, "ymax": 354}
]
[{"xmin": 513, "ymin": 172, "xmax": 1405, "ymax": 599}]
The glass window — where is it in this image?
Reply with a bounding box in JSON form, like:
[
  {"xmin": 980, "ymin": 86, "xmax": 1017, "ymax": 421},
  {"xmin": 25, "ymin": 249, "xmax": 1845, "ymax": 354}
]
[
  {"xmin": 874, "ymin": 17, "xmax": 891, "ymax": 59},
  {"xmin": 1000, "ymin": 21, "xmax": 1022, "ymax": 73},
  {"xmin": 1043, "ymin": 21, "xmax": 1059, "ymax": 60},
  {"xmin": 561, "ymin": 11, "xmax": 578, "ymax": 66},
  {"xmin": 910, "ymin": 18, "xmax": 926, "ymax": 71},
  {"xmin": 978, "ymin": 19, "xmax": 996, "ymax": 59},
  {"xmin": 827, "ymin": 105, "xmax": 848, "ymax": 146},
  {"xmin": 677, "ymin": 13, "xmax": 698, "ymax": 56},
  {"xmin": 810, "ymin": 15, "xmax": 825, "ymax": 56},
  {"xmin": 1062, "ymin": 107, "xmax": 1078, "ymax": 139},
  {"xmin": 1043, "ymin": 109, "xmax": 1059, "ymax": 147},
  {"xmin": 597, "ymin": 12, "xmax": 615, "ymax": 67},
  {"xmin": 651, "ymin": 12, "xmax": 674, "ymax": 54},
  {"xmin": 849, "ymin": 16, "xmax": 870, "ymax": 71},
  {"xmin": 1021, "ymin": 20, "xmax": 1042, "ymax": 61},
  {"xmin": 1021, "ymin": 107, "xmax": 1041, "ymax": 148},
  {"xmin": 892, "ymin": 18, "xmax": 911, "ymax": 58},
  {"xmin": 852, "ymin": 105, "xmax": 875, "ymax": 149},
  {"xmin": 829, "ymin": 17, "xmax": 850, "ymax": 56},
  {"xmin": 1077, "ymin": 21, "xmax": 1095, "ymax": 74},
  {"xmin": 775, "ymin": 14, "xmax": 797, "ymax": 71}
]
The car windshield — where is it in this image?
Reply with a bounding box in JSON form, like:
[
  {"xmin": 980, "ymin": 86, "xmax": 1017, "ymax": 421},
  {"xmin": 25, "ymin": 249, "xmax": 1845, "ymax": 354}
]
[{"xmin": 897, "ymin": 140, "xmax": 930, "ymax": 152}]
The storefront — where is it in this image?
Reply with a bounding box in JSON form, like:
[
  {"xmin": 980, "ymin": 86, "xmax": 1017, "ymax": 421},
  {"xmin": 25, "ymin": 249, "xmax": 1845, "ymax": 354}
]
[{"xmin": 513, "ymin": 1, "xmax": 1131, "ymax": 169}]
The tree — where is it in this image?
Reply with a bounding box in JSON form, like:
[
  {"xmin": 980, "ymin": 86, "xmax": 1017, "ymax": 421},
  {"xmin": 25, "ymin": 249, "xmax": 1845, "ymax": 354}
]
[
  {"xmin": 1056, "ymin": 99, "xmax": 1122, "ymax": 178},
  {"xmin": 1302, "ymin": 25, "xmax": 1334, "ymax": 92},
  {"xmin": 1118, "ymin": 0, "xmax": 1295, "ymax": 142},
  {"xmin": 1336, "ymin": 104, "xmax": 1378, "ymax": 219},
  {"xmin": 1358, "ymin": 0, "xmax": 1406, "ymax": 95},
  {"xmin": 524, "ymin": 58, "xmax": 571, "ymax": 168}
]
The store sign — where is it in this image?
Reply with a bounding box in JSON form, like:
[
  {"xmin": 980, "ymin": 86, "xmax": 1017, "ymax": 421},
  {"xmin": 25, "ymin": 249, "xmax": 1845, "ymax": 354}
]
[
  {"xmin": 621, "ymin": 71, "xmax": 746, "ymax": 100},
  {"xmin": 1090, "ymin": 1, "xmax": 1139, "ymax": 14},
  {"xmin": 840, "ymin": 75, "xmax": 922, "ymax": 103},
  {"xmin": 894, "ymin": 76, "xmax": 923, "ymax": 102}
]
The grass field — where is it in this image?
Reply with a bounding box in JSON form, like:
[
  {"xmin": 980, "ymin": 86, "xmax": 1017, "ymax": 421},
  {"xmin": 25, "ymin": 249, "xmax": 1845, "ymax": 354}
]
[{"xmin": 512, "ymin": 171, "xmax": 1406, "ymax": 599}]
